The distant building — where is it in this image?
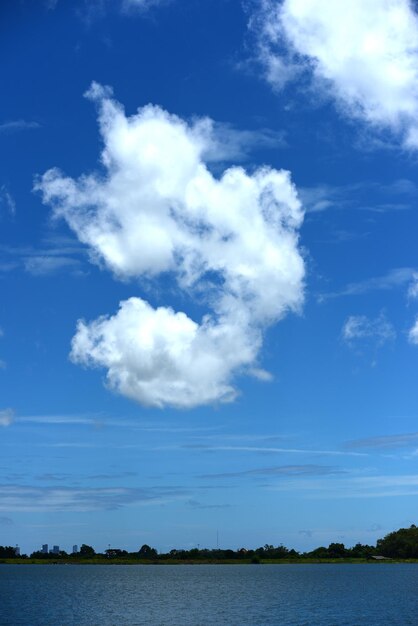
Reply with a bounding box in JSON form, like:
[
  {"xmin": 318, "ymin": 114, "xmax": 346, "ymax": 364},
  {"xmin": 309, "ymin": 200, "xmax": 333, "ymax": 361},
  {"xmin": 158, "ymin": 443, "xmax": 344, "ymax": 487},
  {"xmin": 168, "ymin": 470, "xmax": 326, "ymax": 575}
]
[
  {"xmin": 42, "ymin": 544, "xmax": 48, "ymax": 554},
  {"xmin": 72, "ymin": 545, "xmax": 78, "ymax": 554},
  {"xmin": 51, "ymin": 545, "xmax": 60, "ymax": 555},
  {"xmin": 14, "ymin": 546, "xmax": 20, "ymax": 556}
]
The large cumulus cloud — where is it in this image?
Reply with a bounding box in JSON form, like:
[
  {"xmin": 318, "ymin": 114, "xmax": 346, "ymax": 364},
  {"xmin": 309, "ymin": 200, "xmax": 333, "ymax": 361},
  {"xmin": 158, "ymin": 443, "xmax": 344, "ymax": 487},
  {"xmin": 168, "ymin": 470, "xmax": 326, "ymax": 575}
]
[
  {"xmin": 36, "ymin": 83, "xmax": 305, "ymax": 408},
  {"xmin": 253, "ymin": 0, "xmax": 418, "ymax": 147}
]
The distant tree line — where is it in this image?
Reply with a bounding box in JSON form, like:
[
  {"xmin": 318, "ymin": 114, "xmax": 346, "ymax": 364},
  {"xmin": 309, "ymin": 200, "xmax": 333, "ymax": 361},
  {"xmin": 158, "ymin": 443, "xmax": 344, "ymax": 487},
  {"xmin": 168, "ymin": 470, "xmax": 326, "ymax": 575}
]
[{"xmin": 2, "ymin": 525, "xmax": 418, "ymax": 561}]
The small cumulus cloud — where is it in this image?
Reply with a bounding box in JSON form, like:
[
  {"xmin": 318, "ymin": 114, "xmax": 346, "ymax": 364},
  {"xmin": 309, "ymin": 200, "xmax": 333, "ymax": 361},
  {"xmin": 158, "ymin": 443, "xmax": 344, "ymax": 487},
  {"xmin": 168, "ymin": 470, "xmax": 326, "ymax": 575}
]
[
  {"xmin": 0, "ymin": 409, "xmax": 14, "ymax": 427},
  {"xmin": 342, "ymin": 313, "xmax": 396, "ymax": 347},
  {"xmin": 36, "ymin": 83, "xmax": 305, "ymax": 409},
  {"xmin": 251, "ymin": 0, "xmax": 418, "ymax": 149}
]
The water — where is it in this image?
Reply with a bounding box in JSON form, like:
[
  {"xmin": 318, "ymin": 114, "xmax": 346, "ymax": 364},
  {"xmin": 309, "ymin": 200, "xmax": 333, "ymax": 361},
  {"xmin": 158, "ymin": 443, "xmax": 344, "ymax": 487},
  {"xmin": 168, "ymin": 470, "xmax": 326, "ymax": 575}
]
[{"xmin": 0, "ymin": 563, "xmax": 417, "ymax": 625}]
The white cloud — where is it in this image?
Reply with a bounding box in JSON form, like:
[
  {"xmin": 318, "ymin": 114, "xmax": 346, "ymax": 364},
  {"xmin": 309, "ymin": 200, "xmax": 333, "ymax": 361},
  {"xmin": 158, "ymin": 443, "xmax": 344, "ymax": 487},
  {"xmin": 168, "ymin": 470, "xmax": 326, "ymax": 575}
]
[
  {"xmin": 36, "ymin": 83, "xmax": 305, "ymax": 408},
  {"xmin": 71, "ymin": 297, "xmax": 260, "ymax": 408},
  {"xmin": 254, "ymin": 0, "xmax": 418, "ymax": 148},
  {"xmin": 408, "ymin": 317, "xmax": 418, "ymax": 344},
  {"xmin": 342, "ymin": 313, "xmax": 396, "ymax": 346},
  {"xmin": 0, "ymin": 409, "xmax": 14, "ymax": 427}
]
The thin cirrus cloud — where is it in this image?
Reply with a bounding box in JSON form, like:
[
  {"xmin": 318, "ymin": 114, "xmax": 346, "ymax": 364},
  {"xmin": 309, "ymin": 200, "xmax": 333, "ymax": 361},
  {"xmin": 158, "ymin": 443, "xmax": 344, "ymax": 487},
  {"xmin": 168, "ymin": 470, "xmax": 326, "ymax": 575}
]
[
  {"xmin": 0, "ymin": 120, "xmax": 40, "ymax": 135},
  {"xmin": 300, "ymin": 178, "xmax": 418, "ymax": 214},
  {"xmin": 269, "ymin": 473, "xmax": 418, "ymax": 498},
  {"xmin": 319, "ymin": 267, "xmax": 417, "ymax": 302},
  {"xmin": 346, "ymin": 431, "xmax": 418, "ymax": 450},
  {"xmin": 0, "ymin": 235, "xmax": 85, "ymax": 277},
  {"xmin": 36, "ymin": 82, "xmax": 305, "ymax": 409},
  {"xmin": 180, "ymin": 443, "xmax": 366, "ymax": 457},
  {"xmin": 200, "ymin": 464, "xmax": 344, "ymax": 479},
  {"xmin": 0, "ymin": 484, "xmax": 188, "ymax": 512},
  {"xmin": 252, "ymin": 0, "xmax": 418, "ymax": 148}
]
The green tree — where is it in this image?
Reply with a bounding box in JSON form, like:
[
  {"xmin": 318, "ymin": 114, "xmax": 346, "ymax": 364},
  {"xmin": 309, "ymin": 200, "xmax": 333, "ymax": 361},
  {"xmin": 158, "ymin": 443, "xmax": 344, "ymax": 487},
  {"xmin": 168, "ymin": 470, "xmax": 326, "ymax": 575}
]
[
  {"xmin": 79, "ymin": 544, "xmax": 96, "ymax": 558},
  {"xmin": 138, "ymin": 544, "xmax": 157, "ymax": 559},
  {"xmin": 376, "ymin": 525, "xmax": 418, "ymax": 558}
]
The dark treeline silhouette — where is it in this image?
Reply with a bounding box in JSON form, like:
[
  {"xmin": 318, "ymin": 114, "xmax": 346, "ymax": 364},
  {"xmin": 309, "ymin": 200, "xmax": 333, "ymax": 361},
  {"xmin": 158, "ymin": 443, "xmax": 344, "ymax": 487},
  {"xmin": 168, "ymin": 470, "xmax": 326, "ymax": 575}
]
[
  {"xmin": 2, "ymin": 525, "xmax": 418, "ymax": 561},
  {"xmin": 0, "ymin": 546, "xmax": 20, "ymax": 558}
]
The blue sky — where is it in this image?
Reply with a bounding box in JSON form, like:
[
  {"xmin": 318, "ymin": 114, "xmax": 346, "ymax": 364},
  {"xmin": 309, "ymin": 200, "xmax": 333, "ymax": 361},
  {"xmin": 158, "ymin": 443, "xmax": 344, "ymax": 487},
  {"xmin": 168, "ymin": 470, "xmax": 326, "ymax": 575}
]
[{"xmin": 1, "ymin": 0, "xmax": 418, "ymax": 554}]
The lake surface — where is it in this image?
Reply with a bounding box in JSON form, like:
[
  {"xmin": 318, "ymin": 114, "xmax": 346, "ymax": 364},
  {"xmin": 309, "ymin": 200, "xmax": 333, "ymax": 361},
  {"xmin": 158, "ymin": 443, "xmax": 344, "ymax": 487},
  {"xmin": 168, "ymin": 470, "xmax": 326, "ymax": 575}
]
[{"xmin": 1, "ymin": 563, "xmax": 417, "ymax": 625}]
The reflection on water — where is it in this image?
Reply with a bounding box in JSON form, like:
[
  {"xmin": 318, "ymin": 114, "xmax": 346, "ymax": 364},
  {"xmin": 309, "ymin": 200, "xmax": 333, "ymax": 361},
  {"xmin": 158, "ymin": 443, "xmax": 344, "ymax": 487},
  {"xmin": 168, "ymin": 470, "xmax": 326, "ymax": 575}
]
[{"xmin": 0, "ymin": 563, "xmax": 417, "ymax": 625}]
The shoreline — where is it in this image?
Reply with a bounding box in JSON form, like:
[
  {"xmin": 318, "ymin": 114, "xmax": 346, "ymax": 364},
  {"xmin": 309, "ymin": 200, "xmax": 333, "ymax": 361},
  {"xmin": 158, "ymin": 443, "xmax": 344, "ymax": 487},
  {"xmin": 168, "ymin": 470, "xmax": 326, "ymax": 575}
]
[{"xmin": 2, "ymin": 558, "xmax": 418, "ymax": 565}]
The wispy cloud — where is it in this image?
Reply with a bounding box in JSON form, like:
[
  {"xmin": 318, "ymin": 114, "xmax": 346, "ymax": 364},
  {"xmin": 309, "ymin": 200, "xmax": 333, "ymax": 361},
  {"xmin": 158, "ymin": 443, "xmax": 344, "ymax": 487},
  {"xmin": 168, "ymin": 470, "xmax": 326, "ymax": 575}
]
[
  {"xmin": 408, "ymin": 318, "xmax": 418, "ymax": 345},
  {"xmin": 200, "ymin": 464, "xmax": 344, "ymax": 479},
  {"xmin": 320, "ymin": 267, "xmax": 416, "ymax": 302},
  {"xmin": 342, "ymin": 312, "xmax": 396, "ymax": 347},
  {"xmin": 74, "ymin": 0, "xmax": 171, "ymax": 23},
  {"xmin": 36, "ymin": 471, "xmax": 137, "ymax": 482},
  {"xmin": 0, "ymin": 185, "xmax": 16, "ymax": 216},
  {"xmin": 200, "ymin": 121, "xmax": 286, "ymax": 163},
  {"xmin": 407, "ymin": 273, "xmax": 418, "ymax": 300},
  {"xmin": 300, "ymin": 179, "xmax": 418, "ymax": 214},
  {"xmin": 180, "ymin": 444, "xmax": 366, "ymax": 457},
  {"xmin": 0, "ymin": 236, "xmax": 86, "ymax": 276},
  {"xmin": 121, "ymin": 0, "xmax": 172, "ymax": 12},
  {"xmin": 0, "ymin": 483, "xmax": 188, "ymax": 512},
  {"xmin": 0, "ymin": 120, "xmax": 40, "ymax": 135},
  {"xmin": 0, "ymin": 409, "xmax": 14, "ymax": 427},
  {"xmin": 24, "ymin": 256, "xmax": 81, "ymax": 276},
  {"xmin": 269, "ymin": 473, "xmax": 418, "ymax": 499},
  {"xmin": 346, "ymin": 432, "xmax": 418, "ymax": 451},
  {"xmin": 17, "ymin": 414, "xmax": 223, "ymax": 435},
  {"xmin": 186, "ymin": 499, "xmax": 233, "ymax": 510},
  {"xmin": 18, "ymin": 414, "xmax": 98, "ymax": 426},
  {"xmin": 0, "ymin": 516, "xmax": 13, "ymax": 526}
]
